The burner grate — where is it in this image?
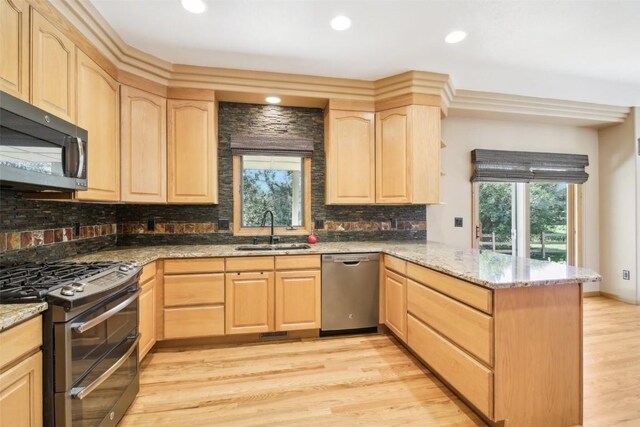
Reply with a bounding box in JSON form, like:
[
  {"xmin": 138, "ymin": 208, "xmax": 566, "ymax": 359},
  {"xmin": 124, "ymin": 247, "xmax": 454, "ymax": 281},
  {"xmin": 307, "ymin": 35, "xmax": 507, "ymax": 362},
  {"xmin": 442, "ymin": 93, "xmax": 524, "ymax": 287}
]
[{"xmin": 0, "ymin": 262, "xmax": 118, "ymax": 302}]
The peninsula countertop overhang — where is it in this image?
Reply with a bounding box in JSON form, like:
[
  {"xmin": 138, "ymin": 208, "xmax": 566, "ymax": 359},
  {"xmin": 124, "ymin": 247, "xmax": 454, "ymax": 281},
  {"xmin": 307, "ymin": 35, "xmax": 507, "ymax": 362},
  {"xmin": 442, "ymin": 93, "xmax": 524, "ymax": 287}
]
[{"xmin": 66, "ymin": 241, "xmax": 601, "ymax": 290}]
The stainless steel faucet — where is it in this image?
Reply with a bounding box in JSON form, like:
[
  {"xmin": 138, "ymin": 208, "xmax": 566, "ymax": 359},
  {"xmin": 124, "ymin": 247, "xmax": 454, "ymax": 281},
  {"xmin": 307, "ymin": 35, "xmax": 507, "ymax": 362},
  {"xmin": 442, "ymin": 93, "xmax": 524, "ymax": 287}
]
[{"xmin": 260, "ymin": 210, "xmax": 280, "ymax": 245}]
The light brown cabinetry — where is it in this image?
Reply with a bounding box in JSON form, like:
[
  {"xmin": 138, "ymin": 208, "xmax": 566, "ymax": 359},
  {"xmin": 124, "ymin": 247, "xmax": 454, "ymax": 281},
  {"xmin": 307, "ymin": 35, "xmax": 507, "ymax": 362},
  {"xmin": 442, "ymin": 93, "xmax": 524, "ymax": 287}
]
[
  {"xmin": 383, "ymin": 268, "xmax": 407, "ymax": 342},
  {"xmin": 324, "ymin": 110, "xmax": 375, "ymax": 204},
  {"xmin": 225, "ymin": 271, "xmax": 275, "ymax": 334},
  {"xmin": 162, "ymin": 258, "xmax": 225, "ymax": 339},
  {"xmin": 167, "ymin": 99, "xmax": 218, "ymax": 204},
  {"xmin": 375, "ymin": 105, "xmax": 440, "ymax": 204},
  {"xmin": 138, "ymin": 262, "xmax": 157, "ymax": 361},
  {"xmin": 76, "ymin": 50, "xmax": 120, "ymax": 201},
  {"xmin": 0, "ymin": 316, "xmax": 43, "ymax": 427},
  {"xmin": 30, "ymin": 9, "xmax": 76, "ymax": 123},
  {"xmin": 0, "ymin": 0, "xmax": 29, "ymax": 100},
  {"xmin": 120, "ymin": 85, "xmax": 167, "ymax": 203},
  {"xmin": 275, "ymin": 270, "xmax": 321, "ymax": 331}
]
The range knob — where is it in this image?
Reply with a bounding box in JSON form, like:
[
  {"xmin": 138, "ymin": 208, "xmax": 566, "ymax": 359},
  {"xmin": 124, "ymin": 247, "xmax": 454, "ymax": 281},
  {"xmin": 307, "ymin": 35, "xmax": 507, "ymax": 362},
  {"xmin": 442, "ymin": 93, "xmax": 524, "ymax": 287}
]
[
  {"xmin": 119, "ymin": 265, "xmax": 130, "ymax": 272},
  {"xmin": 60, "ymin": 285, "xmax": 76, "ymax": 296},
  {"xmin": 71, "ymin": 282, "xmax": 86, "ymax": 292}
]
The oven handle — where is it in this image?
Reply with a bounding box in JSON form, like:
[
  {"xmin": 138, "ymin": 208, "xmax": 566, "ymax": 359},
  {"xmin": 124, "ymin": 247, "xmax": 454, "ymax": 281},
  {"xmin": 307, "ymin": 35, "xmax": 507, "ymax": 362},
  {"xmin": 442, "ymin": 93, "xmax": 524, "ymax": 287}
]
[
  {"xmin": 70, "ymin": 335, "xmax": 140, "ymax": 400},
  {"xmin": 71, "ymin": 289, "xmax": 140, "ymax": 334}
]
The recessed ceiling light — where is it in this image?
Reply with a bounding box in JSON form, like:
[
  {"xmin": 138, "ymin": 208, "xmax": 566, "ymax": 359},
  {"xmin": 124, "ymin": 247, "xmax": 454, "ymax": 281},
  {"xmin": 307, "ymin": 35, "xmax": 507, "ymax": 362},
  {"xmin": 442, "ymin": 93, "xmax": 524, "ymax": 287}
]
[
  {"xmin": 330, "ymin": 15, "xmax": 351, "ymax": 31},
  {"xmin": 181, "ymin": 0, "xmax": 206, "ymax": 14},
  {"xmin": 265, "ymin": 96, "xmax": 281, "ymax": 104},
  {"xmin": 445, "ymin": 30, "xmax": 467, "ymax": 44}
]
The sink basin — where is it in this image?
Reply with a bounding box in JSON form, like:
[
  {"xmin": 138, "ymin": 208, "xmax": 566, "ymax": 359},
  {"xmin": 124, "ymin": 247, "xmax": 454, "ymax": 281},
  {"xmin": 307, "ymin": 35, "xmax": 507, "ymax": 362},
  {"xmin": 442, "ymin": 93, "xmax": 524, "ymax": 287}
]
[{"xmin": 235, "ymin": 243, "xmax": 311, "ymax": 251}]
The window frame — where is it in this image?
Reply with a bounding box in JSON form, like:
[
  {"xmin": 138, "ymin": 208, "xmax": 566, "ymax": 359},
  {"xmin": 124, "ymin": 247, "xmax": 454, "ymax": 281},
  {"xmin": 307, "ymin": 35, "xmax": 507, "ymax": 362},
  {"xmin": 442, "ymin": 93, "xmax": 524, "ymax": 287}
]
[{"xmin": 232, "ymin": 155, "xmax": 312, "ymax": 237}]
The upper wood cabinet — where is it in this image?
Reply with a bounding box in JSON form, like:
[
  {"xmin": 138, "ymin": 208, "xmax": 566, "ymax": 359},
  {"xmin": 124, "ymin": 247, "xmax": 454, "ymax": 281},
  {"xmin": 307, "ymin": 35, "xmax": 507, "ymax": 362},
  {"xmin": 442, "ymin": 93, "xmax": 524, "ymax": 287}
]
[
  {"xmin": 325, "ymin": 110, "xmax": 375, "ymax": 204},
  {"xmin": 120, "ymin": 85, "xmax": 167, "ymax": 203},
  {"xmin": 0, "ymin": 0, "xmax": 29, "ymax": 100},
  {"xmin": 31, "ymin": 9, "xmax": 76, "ymax": 123},
  {"xmin": 76, "ymin": 50, "xmax": 120, "ymax": 202},
  {"xmin": 167, "ymin": 99, "xmax": 218, "ymax": 204},
  {"xmin": 375, "ymin": 105, "xmax": 440, "ymax": 204}
]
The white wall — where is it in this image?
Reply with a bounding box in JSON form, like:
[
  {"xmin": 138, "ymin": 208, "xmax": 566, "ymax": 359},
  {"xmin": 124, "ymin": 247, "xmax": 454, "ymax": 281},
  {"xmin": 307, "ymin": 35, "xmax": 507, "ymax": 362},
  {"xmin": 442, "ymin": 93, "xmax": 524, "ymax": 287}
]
[
  {"xmin": 428, "ymin": 116, "xmax": 600, "ymax": 292},
  {"xmin": 636, "ymin": 108, "xmax": 640, "ymax": 303},
  {"xmin": 598, "ymin": 112, "xmax": 638, "ymax": 302}
]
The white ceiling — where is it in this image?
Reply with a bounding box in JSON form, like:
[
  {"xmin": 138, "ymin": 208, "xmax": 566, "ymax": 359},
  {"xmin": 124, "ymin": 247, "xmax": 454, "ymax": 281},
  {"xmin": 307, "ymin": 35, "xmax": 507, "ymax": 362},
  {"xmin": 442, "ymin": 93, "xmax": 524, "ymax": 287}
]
[{"xmin": 90, "ymin": 0, "xmax": 640, "ymax": 107}]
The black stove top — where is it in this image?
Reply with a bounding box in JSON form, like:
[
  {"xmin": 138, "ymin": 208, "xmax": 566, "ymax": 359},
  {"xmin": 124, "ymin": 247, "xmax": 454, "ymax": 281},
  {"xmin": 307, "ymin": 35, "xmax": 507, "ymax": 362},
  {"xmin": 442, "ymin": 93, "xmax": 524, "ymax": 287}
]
[{"xmin": 0, "ymin": 262, "xmax": 119, "ymax": 303}]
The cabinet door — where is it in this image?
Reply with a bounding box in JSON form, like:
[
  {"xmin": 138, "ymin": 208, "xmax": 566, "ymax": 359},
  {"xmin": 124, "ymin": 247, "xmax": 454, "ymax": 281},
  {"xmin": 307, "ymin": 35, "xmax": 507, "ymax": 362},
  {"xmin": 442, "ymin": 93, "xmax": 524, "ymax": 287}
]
[
  {"xmin": 31, "ymin": 9, "xmax": 75, "ymax": 123},
  {"xmin": 225, "ymin": 272, "xmax": 274, "ymax": 335},
  {"xmin": 0, "ymin": 351, "xmax": 42, "ymax": 427},
  {"xmin": 325, "ymin": 110, "xmax": 375, "ymax": 204},
  {"xmin": 167, "ymin": 99, "xmax": 217, "ymax": 204},
  {"xmin": 275, "ymin": 270, "xmax": 321, "ymax": 331},
  {"xmin": 76, "ymin": 50, "xmax": 120, "ymax": 201},
  {"xmin": 384, "ymin": 268, "xmax": 407, "ymax": 342},
  {"xmin": 0, "ymin": 0, "xmax": 29, "ymax": 100},
  {"xmin": 376, "ymin": 107, "xmax": 411, "ymax": 204},
  {"xmin": 120, "ymin": 85, "xmax": 167, "ymax": 203},
  {"xmin": 138, "ymin": 278, "xmax": 156, "ymax": 361}
]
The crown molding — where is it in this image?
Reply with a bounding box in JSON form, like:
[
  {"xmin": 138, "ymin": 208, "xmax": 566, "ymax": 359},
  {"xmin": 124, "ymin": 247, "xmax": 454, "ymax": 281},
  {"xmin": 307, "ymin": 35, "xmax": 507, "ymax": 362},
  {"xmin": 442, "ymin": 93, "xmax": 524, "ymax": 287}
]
[
  {"xmin": 448, "ymin": 90, "xmax": 630, "ymax": 128},
  {"xmin": 43, "ymin": 0, "xmax": 629, "ymax": 126}
]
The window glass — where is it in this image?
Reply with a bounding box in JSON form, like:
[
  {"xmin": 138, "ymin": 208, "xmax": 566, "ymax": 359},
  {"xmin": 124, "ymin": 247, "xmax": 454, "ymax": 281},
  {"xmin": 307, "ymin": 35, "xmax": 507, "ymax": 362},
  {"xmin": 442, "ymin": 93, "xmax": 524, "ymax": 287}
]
[{"xmin": 241, "ymin": 155, "xmax": 303, "ymax": 227}]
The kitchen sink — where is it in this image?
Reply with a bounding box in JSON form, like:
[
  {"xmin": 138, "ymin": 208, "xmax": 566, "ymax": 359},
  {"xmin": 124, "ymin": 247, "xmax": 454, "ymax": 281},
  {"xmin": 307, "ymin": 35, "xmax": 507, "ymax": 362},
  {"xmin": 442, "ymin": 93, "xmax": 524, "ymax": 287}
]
[{"xmin": 235, "ymin": 243, "xmax": 311, "ymax": 251}]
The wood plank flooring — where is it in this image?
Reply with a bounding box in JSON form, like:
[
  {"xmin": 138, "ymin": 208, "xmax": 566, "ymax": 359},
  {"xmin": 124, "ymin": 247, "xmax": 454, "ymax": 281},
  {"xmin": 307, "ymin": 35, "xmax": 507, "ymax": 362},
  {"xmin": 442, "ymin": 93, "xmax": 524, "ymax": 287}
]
[{"xmin": 120, "ymin": 296, "xmax": 639, "ymax": 426}]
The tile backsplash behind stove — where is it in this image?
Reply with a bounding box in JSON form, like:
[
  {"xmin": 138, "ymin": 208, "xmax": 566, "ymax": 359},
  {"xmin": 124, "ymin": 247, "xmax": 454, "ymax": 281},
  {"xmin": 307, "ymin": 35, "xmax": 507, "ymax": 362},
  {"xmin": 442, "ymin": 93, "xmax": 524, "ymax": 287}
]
[{"xmin": 0, "ymin": 102, "xmax": 426, "ymax": 267}]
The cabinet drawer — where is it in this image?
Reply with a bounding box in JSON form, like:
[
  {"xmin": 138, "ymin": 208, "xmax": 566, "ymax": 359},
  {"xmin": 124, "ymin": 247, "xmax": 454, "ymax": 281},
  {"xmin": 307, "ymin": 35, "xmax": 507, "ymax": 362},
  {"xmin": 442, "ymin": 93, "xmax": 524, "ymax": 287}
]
[
  {"xmin": 164, "ymin": 273, "xmax": 224, "ymax": 307},
  {"xmin": 408, "ymin": 280, "xmax": 493, "ymax": 365},
  {"xmin": 139, "ymin": 261, "xmax": 156, "ymax": 284},
  {"xmin": 406, "ymin": 263, "xmax": 493, "ymax": 314},
  {"xmin": 275, "ymin": 255, "xmax": 321, "ymax": 270},
  {"xmin": 0, "ymin": 316, "xmax": 42, "ymax": 370},
  {"xmin": 164, "ymin": 306, "xmax": 224, "ymax": 339},
  {"xmin": 408, "ymin": 314, "xmax": 493, "ymax": 418},
  {"xmin": 384, "ymin": 255, "xmax": 406, "ymax": 275},
  {"xmin": 164, "ymin": 258, "xmax": 224, "ymax": 274},
  {"xmin": 226, "ymin": 256, "xmax": 274, "ymax": 272}
]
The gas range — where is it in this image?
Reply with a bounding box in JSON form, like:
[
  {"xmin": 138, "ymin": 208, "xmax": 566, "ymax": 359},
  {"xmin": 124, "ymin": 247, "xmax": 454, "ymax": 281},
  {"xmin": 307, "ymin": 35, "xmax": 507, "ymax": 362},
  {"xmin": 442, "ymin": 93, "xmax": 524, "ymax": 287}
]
[
  {"xmin": 0, "ymin": 260, "xmax": 143, "ymax": 427},
  {"xmin": 0, "ymin": 261, "xmax": 140, "ymax": 310}
]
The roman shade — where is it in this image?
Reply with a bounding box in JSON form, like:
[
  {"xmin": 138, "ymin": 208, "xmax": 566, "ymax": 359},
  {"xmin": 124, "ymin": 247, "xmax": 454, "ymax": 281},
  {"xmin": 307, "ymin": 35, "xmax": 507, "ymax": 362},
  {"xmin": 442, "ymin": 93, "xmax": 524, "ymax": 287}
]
[
  {"xmin": 471, "ymin": 149, "xmax": 589, "ymax": 184},
  {"xmin": 231, "ymin": 134, "xmax": 314, "ymax": 157}
]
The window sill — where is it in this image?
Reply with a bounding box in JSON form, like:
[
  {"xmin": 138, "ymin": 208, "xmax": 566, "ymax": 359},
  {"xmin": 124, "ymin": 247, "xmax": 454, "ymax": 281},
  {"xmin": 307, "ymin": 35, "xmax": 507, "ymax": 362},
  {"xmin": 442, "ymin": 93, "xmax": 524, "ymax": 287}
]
[{"xmin": 233, "ymin": 226, "xmax": 311, "ymax": 237}]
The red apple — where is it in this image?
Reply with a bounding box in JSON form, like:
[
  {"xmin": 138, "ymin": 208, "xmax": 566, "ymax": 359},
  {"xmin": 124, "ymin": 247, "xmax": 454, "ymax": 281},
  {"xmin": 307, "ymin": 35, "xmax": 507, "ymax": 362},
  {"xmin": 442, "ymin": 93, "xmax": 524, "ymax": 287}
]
[{"xmin": 307, "ymin": 234, "xmax": 318, "ymax": 244}]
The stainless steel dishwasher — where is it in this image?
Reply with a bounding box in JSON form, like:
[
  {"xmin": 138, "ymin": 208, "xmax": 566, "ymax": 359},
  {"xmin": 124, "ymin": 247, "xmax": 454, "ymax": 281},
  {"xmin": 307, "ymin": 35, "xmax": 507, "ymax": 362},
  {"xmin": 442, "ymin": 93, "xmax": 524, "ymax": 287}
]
[{"xmin": 321, "ymin": 253, "xmax": 380, "ymax": 334}]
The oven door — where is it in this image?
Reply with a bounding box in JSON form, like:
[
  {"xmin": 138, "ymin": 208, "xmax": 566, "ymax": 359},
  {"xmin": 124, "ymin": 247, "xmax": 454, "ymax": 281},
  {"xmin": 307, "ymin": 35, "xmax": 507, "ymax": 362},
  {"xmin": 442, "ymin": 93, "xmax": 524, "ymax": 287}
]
[
  {"xmin": 55, "ymin": 287, "xmax": 139, "ymax": 392},
  {"xmin": 55, "ymin": 335, "xmax": 139, "ymax": 427}
]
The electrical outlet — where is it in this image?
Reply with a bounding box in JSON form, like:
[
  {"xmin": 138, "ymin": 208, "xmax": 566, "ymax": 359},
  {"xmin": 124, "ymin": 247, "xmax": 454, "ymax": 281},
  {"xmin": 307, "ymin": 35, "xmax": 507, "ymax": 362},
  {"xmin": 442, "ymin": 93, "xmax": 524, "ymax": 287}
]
[
  {"xmin": 218, "ymin": 219, "xmax": 230, "ymax": 231},
  {"xmin": 390, "ymin": 217, "xmax": 398, "ymax": 229},
  {"xmin": 314, "ymin": 219, "xmax": 325, "ymax": 230},
  {"xmin": 454, "ymin": 217, "xmax": 463, "ymax": 227},
  {"xmin": 623, "ymin": 270, "xmax": 631, "ymax": 280},
  {"xmin": 147, "ymin": 217, "xmax": 155, "ymax": 232},
  {"xmin": 73, "ymin": 222, "xmax": 80, "ymax": 237}
]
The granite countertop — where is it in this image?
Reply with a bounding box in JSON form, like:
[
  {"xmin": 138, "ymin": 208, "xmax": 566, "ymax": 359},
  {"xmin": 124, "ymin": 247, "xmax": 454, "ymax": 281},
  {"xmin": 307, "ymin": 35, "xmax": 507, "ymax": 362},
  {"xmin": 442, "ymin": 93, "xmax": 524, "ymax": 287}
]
[
  {"xmin": 68, "ymin": 241, "xmax": 601, "ymax": 290},
  {"xmin": 0, "ymin": 302, "xmax": 47, "ymax": 332}
]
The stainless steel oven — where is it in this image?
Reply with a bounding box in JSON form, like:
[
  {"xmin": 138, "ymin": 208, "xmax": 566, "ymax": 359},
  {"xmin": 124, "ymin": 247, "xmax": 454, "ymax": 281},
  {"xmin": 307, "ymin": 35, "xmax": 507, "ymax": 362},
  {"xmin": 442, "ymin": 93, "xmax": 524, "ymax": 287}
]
[
  {"xmin": 0, "ymin": 90, "xmax": 88, "ymax": 191},
  {"xmin": 39, "ymin": 263, "xmax": 142, "ymax": 427}
]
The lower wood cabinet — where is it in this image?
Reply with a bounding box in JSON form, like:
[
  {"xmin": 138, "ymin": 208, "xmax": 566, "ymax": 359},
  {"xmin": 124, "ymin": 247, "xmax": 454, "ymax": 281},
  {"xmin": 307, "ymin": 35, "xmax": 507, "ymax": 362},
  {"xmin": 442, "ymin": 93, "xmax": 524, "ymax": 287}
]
[
  {"xmin": 138, "ymin": 275, "xmax": 156, "ymax": 361},
  {"xmin": 0, "ymin": 316, "xmax": 43, "ymax": 427},
  {"xmin": 383, "ymin": 268, "xmax": 407, "ymax": 342},
  {"xmin": 225, "ymin": 272, "xmax": 274, "ymax": 335},
  {"xmin": 164, "ymin": 306, "xmax": 224, "ymax": 339},
  {"xmin": 275, "ymin": 270, "xmax": 321, "ymax": 331},
  {"xmin": 0, "ymin": 351, "xmax": 42, "ymax": 427}
]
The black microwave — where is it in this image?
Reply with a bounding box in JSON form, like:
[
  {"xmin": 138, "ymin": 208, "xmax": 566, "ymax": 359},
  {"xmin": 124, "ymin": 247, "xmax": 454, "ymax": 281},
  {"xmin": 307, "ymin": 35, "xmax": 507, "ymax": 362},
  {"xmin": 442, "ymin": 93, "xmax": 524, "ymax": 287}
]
[{"xmin": 0, "ymin": 91, "xmax": 88, "ymax": 191}]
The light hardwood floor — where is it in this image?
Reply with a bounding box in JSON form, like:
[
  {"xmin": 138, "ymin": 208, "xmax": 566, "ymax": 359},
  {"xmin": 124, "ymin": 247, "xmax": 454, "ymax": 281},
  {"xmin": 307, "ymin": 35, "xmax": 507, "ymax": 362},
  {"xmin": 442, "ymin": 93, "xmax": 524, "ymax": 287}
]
[{"xmin": 121, "ymin": 296, "xmax": 639, "ymax": 426}]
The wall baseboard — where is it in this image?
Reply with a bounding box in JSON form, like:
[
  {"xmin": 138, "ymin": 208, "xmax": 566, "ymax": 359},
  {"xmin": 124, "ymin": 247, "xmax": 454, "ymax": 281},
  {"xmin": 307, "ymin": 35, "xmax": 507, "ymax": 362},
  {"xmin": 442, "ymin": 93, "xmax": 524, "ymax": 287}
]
[
  {"xmin": 600, "ymin": 291, "xmax": 639, "ymax": 305},
  {"xmin": 583, "ymin": 291, "xmax": 601, "ymax": 298}
]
